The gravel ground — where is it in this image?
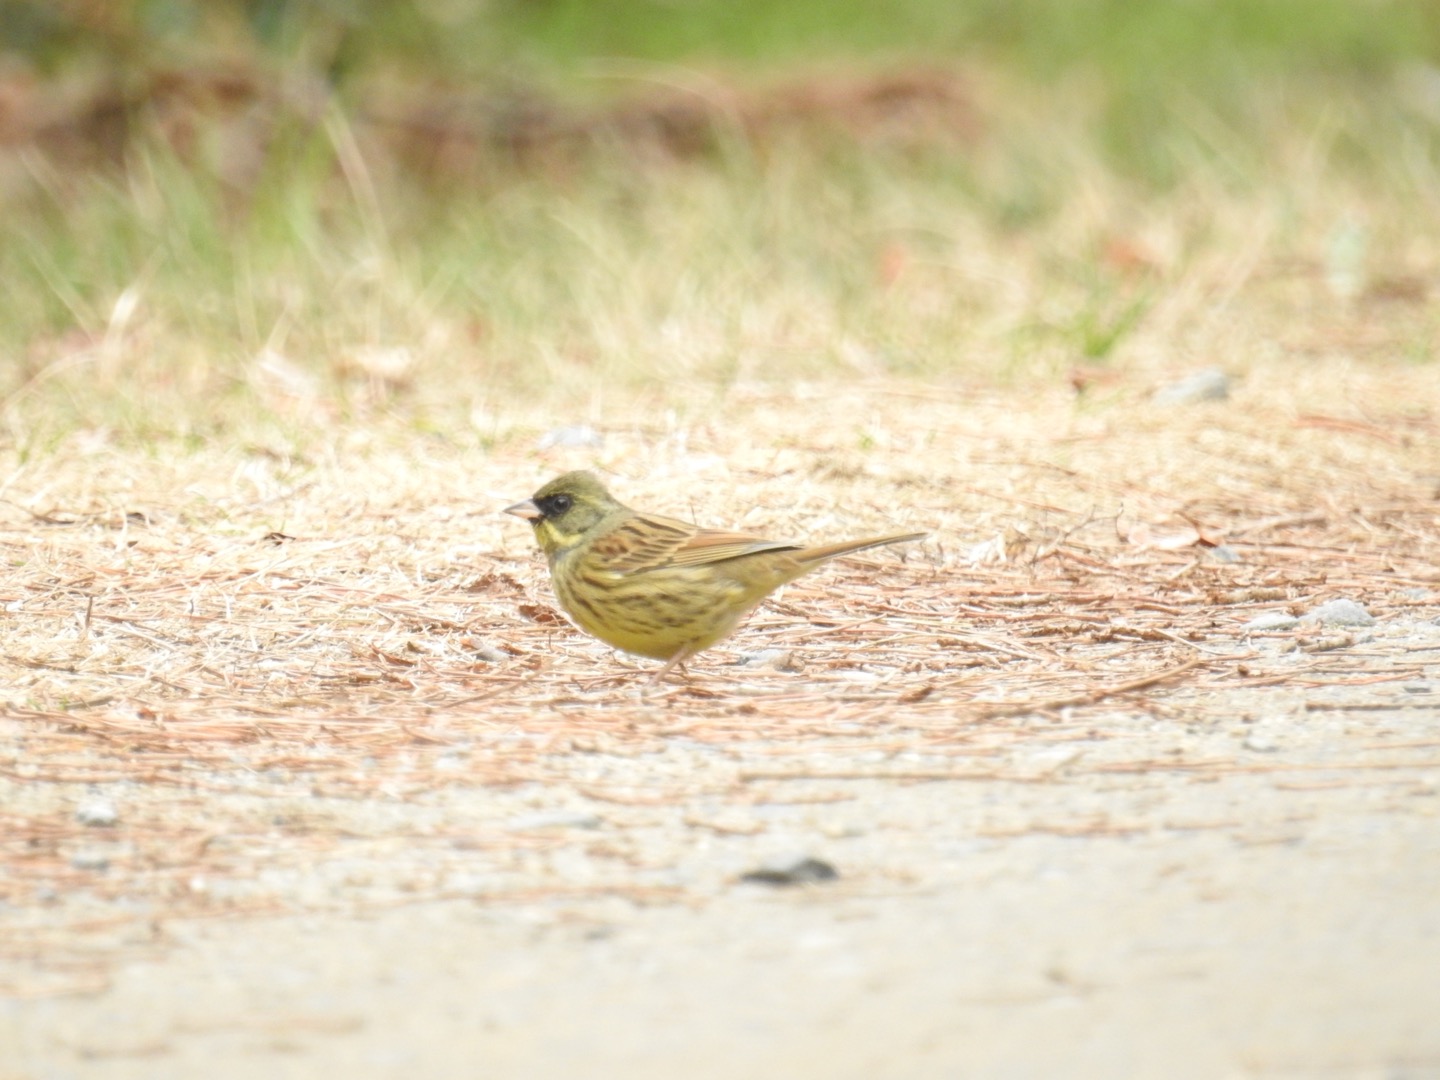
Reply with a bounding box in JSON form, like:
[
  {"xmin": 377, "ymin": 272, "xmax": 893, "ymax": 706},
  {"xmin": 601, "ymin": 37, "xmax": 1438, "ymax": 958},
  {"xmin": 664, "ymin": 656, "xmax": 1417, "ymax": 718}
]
[{"xmin": 7, "ymin": 637, "xmax": 1439, "ymax": 1080}]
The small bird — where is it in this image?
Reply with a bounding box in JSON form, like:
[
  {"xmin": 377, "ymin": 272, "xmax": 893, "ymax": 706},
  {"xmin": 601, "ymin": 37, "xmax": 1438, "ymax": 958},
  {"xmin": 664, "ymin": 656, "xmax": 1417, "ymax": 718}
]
[{"xmin": 505, "ymin": 471, "xmax": 925, "ymax": 673}]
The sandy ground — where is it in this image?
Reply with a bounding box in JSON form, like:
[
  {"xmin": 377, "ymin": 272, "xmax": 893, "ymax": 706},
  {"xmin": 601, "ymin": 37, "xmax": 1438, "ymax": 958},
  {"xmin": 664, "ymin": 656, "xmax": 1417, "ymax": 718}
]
[
  {"xmin": 3, "ymin": 375, "xmax": 1440, "ymax": 1079},
  {"xmin": 7, "ymin": 658, "xmax": 1440, "ymax": 1078}
]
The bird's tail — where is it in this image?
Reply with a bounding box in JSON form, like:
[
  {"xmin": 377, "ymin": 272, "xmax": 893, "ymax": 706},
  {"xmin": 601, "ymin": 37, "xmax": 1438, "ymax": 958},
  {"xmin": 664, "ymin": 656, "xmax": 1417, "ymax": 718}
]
[{"xmin": 797, "ymin": 531, "xmax": 927, "ymax": 565}]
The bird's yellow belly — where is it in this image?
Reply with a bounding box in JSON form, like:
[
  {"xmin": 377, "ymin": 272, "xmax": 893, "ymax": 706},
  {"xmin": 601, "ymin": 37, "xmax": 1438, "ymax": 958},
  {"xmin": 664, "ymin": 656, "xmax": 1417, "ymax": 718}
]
[{"xmin": 551, "ymin": 562, "xmax": 764, "ymax": 660}]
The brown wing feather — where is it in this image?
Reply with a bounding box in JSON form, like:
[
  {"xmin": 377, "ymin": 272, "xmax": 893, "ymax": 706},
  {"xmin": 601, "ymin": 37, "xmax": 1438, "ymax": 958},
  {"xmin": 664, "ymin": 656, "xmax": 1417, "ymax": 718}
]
[
  {"xmin": 588, "ymin": 511, "xmax": 922, "ymax": 577},
  {"xmin": 665, "ymin": 525, "xmax": 800, "ymax": 568},
  {"xmin": 588, "ymin": 512, "xmax": 799, "ymax": 574},
  {"xmin": 586, "ymin": 514, "xmax": 692, "ymax": 573}
]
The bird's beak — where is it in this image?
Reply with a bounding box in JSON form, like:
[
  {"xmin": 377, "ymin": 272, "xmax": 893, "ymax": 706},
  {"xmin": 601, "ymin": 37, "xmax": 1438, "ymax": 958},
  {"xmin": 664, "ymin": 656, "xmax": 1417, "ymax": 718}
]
[{"xmin": 505, "ymin": 499, "xmax": 543, "ymax": 521}]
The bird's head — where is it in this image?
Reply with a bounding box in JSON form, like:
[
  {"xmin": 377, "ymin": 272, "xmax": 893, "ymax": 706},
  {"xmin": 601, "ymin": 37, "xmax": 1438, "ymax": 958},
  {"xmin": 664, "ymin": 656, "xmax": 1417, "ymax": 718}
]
[{"xmin": 505, "ymin": 471, "xmax": 625, "ymax": 557}]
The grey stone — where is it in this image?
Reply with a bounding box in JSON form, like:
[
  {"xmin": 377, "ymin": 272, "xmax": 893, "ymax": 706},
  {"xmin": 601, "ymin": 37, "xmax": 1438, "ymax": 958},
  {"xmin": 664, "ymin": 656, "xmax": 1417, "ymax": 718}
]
[
  {"xmin": 740, "ymin": 855, "xmax": 839, "ymax": 887},
  {"xmin": 1305, "ymin": 599, "xmax": 1376, "ymax": 627}
]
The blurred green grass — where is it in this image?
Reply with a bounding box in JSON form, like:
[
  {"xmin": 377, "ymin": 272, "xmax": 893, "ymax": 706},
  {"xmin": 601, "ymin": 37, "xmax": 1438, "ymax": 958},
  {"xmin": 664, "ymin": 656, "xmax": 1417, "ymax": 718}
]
[
  {"xmin": 1, "ymin": 0, "xmax": 1437, "ymax": 448},
  {"xmin": 10, "ymin": 0, "xmax": 1437, "ymax": 77}
]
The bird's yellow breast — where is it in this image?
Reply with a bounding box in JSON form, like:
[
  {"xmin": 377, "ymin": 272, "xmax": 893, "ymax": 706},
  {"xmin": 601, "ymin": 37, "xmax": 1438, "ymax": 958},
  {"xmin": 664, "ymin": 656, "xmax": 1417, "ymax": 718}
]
[{"xmin": 549, "ymin": 552, "xmax": 763, "ymax": 660}]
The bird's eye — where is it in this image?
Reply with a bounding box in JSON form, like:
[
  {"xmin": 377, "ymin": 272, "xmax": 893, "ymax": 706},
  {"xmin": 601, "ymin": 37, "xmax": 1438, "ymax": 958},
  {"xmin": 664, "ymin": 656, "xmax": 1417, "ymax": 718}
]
[{"xmin": 548, "ymin": 494, "xmax": 573, "ymax": 515}]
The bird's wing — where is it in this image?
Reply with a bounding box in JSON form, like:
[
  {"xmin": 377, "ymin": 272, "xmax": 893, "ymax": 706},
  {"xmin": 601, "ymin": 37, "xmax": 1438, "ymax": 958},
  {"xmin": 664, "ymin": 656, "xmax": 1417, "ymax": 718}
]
[
  {"xmin": 590, "ymin": 513, "xmax": 798, "ymax": 574},
  {"xmin": 664, "ymin": 525, "xmax": 800, "ymax": 568}
]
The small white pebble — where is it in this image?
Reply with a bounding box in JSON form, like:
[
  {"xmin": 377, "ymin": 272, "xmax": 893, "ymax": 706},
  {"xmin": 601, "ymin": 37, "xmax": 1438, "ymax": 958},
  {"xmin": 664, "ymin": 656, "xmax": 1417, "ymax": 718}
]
[
  {"xmin": 1153, "ymin": 368, "xmax": 1231, "ymax": 404},
  {"xmin": 75, "ymin": 798, "xmax": 119, "ymax": 827},
  {"xmin": 472, "ymin": 642, "xmax": 509, "ymax": 663},
  {"xmin": 733, "ymin": 648, "xmax": 797, "ymax": 672},
  {"xmin": 1243, "ymin": 732, "xmax": 1280, "ymax": 753},
  {"xmin": 504, "ymin": 810, "xmax": 603, "ymax": 831},
  {"xmin": 536, "ymin": 424, "xmax": 604, "ymax": 450},
  {"xmin": 1243, "ymin": 612, "xmax": 1299, "ymax": 632},
  {"xmin": 70, "ymin": 849, "xmax": 111, "ymax": 871}
]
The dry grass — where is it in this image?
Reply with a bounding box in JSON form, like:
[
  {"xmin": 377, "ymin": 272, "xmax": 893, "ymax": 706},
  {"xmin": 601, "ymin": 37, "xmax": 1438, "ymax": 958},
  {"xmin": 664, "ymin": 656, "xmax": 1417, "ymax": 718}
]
[
  {"xmin": 5, "ymin": 57, "xmax": 1439, "ymax": 447},
  {"xmin": 3, "ymin": 363, "xmax": 1437, "ymax": 995}
]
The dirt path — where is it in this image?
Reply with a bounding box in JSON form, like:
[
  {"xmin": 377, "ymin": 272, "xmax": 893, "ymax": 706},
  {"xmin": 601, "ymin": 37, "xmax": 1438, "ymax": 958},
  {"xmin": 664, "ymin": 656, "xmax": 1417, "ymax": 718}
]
[
  {"xmin": 8, "ymin": 674, "xmax": 1440, "ymax": 1079},
  {"xmin": 4, "ymin": 374, "xmax": 1439, "ymax": 1077}
]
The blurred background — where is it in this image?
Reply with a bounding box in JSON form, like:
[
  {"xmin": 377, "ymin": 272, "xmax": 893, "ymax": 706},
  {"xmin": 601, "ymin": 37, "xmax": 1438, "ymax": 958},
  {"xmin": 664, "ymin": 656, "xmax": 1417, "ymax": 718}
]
[{"xmin": 1, "ymin": 0, "xmax": 1437, "ymax": 444}]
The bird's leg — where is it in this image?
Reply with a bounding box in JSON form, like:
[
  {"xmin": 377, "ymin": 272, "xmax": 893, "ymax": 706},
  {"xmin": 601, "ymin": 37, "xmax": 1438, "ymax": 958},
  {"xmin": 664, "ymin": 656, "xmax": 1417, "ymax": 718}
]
[{"xmin": 650, "ymin": 645, "xmax": 695, "ymax": 686}]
